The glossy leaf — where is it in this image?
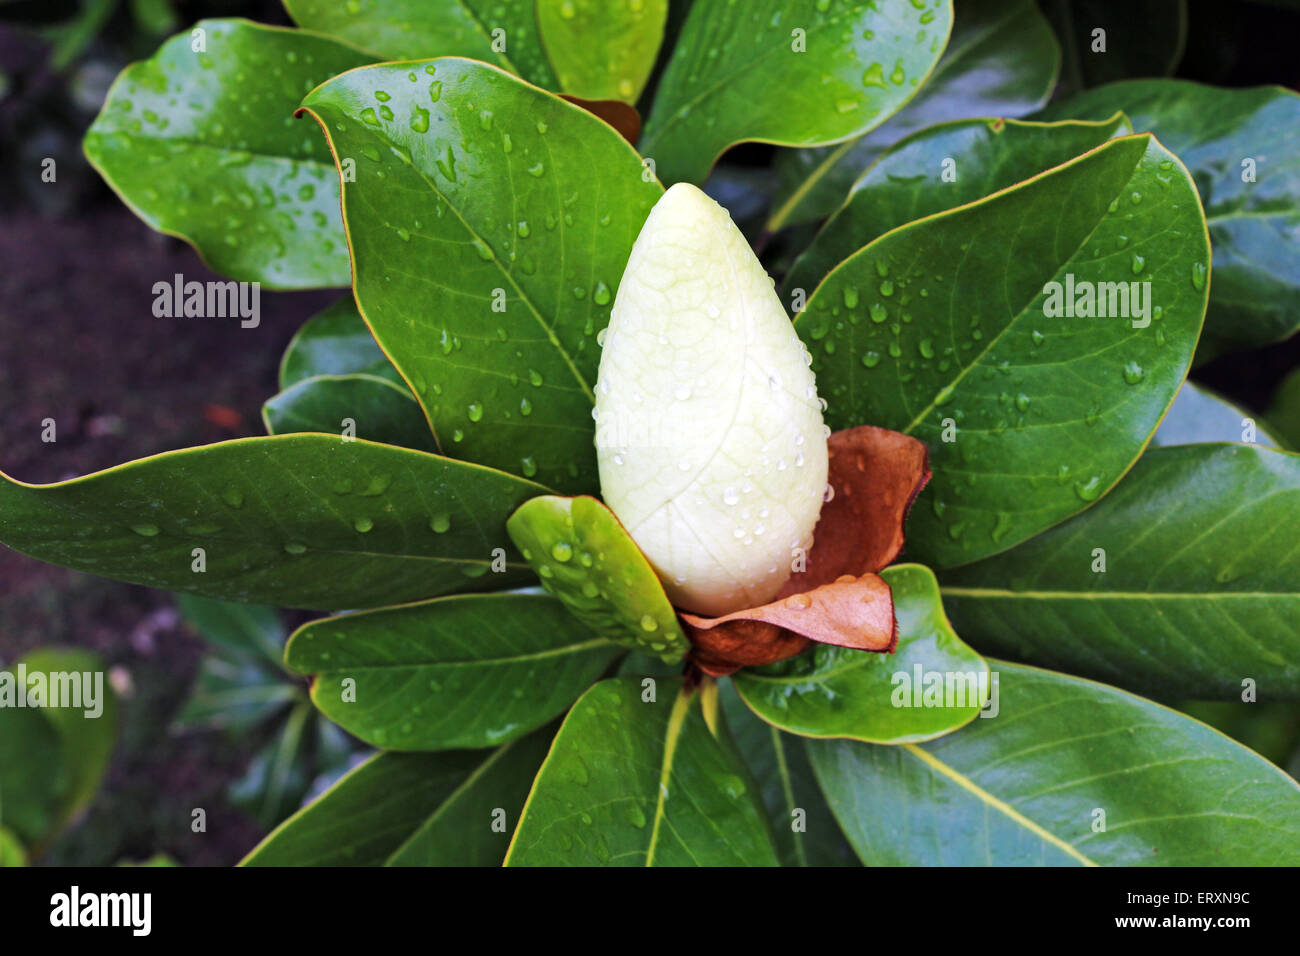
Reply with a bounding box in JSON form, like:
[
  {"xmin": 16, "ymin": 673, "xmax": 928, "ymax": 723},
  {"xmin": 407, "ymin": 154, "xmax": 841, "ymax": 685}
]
[
  {"xmin": 797, "ymin": 133, "xmax": 1211, "ymax": 567},
  {"xmin": 1041, "ymin": 0, "xmax": 1186, "ymax": 92},
  {"xmin": 278, "ymin": 296, "xmax": 400, "ymax": 390},
  {"xmin": 1151, "ymin": 381, "xmax": 1280, "ymax": 448},
  {"xmin": 242, "ymin": 727, "xmax": 554, "ymax": 866},
  {"xmin": 733, "ymin": 565, "xmax": 987, "ymax": 743},
  {"xmin": 769, "ymin": 0, "xmax": 1059, "ymax": 229},
  {"xmin": 537, "ymin": 0, "xmax": 667, "ymax": 101},
  {"xmin": 284, "ymin": 0, "xmax": 558, "ymax": 88},
  {"xmin": 720, "ymin": 681, "xmax": 856, "ymax": 866},
  {"xmin": 640, "ymin": 0, "xmax": 953, "ymax": 186},
  {"xmin": 263, "ymin": 373, "xmax": 439, "ymax": 453},
  {"xmin": 286, "ymin": 593, "xmax": 619, "ymax": 750},
  {"xmin": 506, "ymin": 495, "xmax": 690, "ymax": 662},
  {"xmin": 785, "ymin": 114, "xmax": 1129, "ymax": 297},
  {"xmin": 808, "ymin": 660, "xmax": 1300, "ymax": 865},
  {"xmin": 506, "ymin": 678, "xmax": 779, "ymax": 865},
  {"xmin": 939, "ymin": 444, "xmax": 1300, "ymax": 699},
  {"xmin": 300, "ymin": 58, "xmax": 662, "ymax": 493},
  {"xmin": 1036, "ymin": 80, "xmax": 1300, "ymax": 362},
  {"xmin": 83, "ymin": 20, "xmax": 372, "ymax": 288},
  {"xmin": 0, "ymin": 435, "xmax": 544, "ymax": 611}
]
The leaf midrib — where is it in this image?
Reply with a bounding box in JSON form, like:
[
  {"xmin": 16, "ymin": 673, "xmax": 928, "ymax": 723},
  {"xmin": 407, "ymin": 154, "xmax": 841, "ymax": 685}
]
[
  {"xmin": 332, "ymin": 105, "xmax": 596, "ymax": 404},
  {"xmin": 901, "ymin": 742, "xmax": 1098, "ymax": 866},
  {"xmin": 644, "ymin": 687, "xmax": 692, "ymax": 867},
  {"xmin": 939, "ymin": 586, "xmax": 1296, "ymax": 600},
  {"xmin": 298, "ymin": 636, "xmax": 612, "ymax": 671}
]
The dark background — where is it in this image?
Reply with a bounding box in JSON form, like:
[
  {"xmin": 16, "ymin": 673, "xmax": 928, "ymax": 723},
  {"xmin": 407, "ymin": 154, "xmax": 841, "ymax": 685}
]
[{"xmin": 1, "ymin": 0, "xmax": 1297, "ymax": 865}]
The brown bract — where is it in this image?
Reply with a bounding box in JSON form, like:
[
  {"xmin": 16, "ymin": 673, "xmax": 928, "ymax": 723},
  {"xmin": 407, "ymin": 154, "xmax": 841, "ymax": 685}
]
[
  {"xmin": 681, "ymin": 426, "xmax": 930, "ymax": 677},
  {"xmin": 559, "ymin": 95, "xmax": 642, "ymax": 146}
]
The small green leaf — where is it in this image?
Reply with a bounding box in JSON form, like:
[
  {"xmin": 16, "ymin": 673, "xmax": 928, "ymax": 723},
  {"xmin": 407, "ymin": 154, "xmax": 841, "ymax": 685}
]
[
  {"xmin": 285, "ymin": 0, "xmax": 558, "ymax": 88},
  {"xmin": 506, "ymin": 678, "xmax": 779, "ymax": 865},
  {"xmin": 798, "ymin": 133, "xmax": 1210, "ymax": 567},
  {"xmin": 721, "ymin": 681, "xmax": 856, "ymax": 866},
  {"xmin": 0, "ymin": 705, "xmax": 65, "ymax": 847},
  {"xmin": 939, "ymin": 444, "xmax": 1300, "ymax": 699},
  {"xmin": 785, "ymin": 114, "xmax": 1129, "ymax": 297},
  {"xmin": 1036, "ymin": 79, "xmax": 1300, "ymax": 362},
  {"xmin": 0, "ymin": 827, "xmax": 26, "ymax": 867},
  {"xmin": 242, "ymin": 726, "xmax": 554, "ymax": 866},
  {"xmin": 506, "ymin": 495, "xmax": 690, "ymax": 663},
  {"xmin": 808, "ymin": 660, "xmax": 1300, "ymax": 865},
  {"xmin": 0, "ymin": 435, "xmax": 545, "ymax": 610},
  {"xmin": 286, "ymin": 593, "xmax": 620, "ymax": 750},
  {"xmin": 769, "ymin": 0, "xmax": 1059, "ymax": 229},
  {"xmin": 229, "ymin": 700, "xmax": 314, "ymax": 830},
  {"xmin": 83, "ymin": 20, "xmax": 373, "ymax": 288},
  {"xmin": 641, "ymin": 0, "xmax": 954, "ymax": 185},
  {"xmin": 175, "ymin": 593, "xmax": 285, "ymax": 665},
  {"xmin": 16, "ymin": 649, "xmax": 118, "ymax": 840},
  {"xmin": 734, "ymin": 565, "xmax": 987, "ymax": 743},
  {"xmin": 537, "ymin": 0, "xmax": 667, "ymax": 102},
  {"xmin": 1151, "ymin": 381, "xmax": 1281, "ymax": 448},
  {"xmin": 278, "ymin": 296, "xmax": 400, "ymax": 390},
  {"xmin": 263, "ymin": 374, "xmax": 439, "ymax": 454},
  {"xmin": 301, "ymin": 58, "xmax": 662, "ymax": 493}
]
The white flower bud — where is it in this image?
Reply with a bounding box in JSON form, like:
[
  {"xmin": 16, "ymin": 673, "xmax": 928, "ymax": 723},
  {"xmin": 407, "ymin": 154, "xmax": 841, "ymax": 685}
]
[{"xmin": 594, "ymin": 183, "xmax": 828, "ymax": 616}]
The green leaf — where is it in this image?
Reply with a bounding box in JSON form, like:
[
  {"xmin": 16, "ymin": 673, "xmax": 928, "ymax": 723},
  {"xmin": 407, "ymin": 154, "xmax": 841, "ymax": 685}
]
[
  {"xmin": 785, "ymin": 114, "xmax": 1129, "ymax": 297},
  {"xmin": 769, "ymin": 0, "xmax": 1059, "ymax": 229},
  {"xmin": 285, "ymin": 0, "xmax": 558, "ymax": 88},
  {"xmin": 0, "ymin": 826, "xmax": 25, "ymax": 867},
  {"xmin": 173, "ymin": 657, "xmax": 300, "ymax": 733},
  {"xmin": 0, "ymin": 435, "xmax": 544, "ymax": 611},
  {"xmin": 797, "ymin": 133, "xmax": 1211, "ymax": 568},
  {"xmin": 640, "ymin": 0, "xmax": 954, "ymax": 186},
  {"xmin": 1151, "ymin": 381, "xmax": 1281, "ymax": 448},
  {"xmin": 83, "ymin": 19, "xmax": 373, "ymax": 288},
  {"xmin": 808, "ymin": 660, "xmax": 1300, "ymax": 865},
  {"xmin": 286, "ymin": 593, "xmax": 620, "ymax": 750},
  {"xmin": 230, "ymin": 700, "xmax": 314, "ymax": 829},
  {"xmin": 537, "ymin": 0, "xmax": 666, "ymax": 102},
  {"xmin": 734, "ymin": 564, "xmax": 988, "ymax": 742},
  {"xmin": 278, "ymin": 296, "xmax": 401, "ymax": 390},
  {"xmin": 14, "ymin": 649, "xmax": 119, "ymax": 839},
  {"xmin": 1041, "ymin": 0, "xmax": 1186, "ymax": 92},
  {"xmin": 506, "ymin": 678, "xmax": 780, "ymax": 865},
  {"xmin": 263, "ymin": 374, "xmax": 439, "ymax": 453},
  {"xmin": 242, "ymin": 726, "xmax": 554, "ymax": 866},
  {"xmin": 506, "ymin": 495, "xmax": 690, "ymax": 663},
  {"xmin": 175, "ymin": 593, "xmax": 285, "ymax": 664},
  {"xmin": 300, "ymin": 58, "xmax": 662, "ymax": 493},
  {"xmin": 939, "ymin": 444, "xmax": 1300, "ymax": 699},
  {"xmin": 0, "ymin": 705, "xmax": 65, "ymax": 847},
  {"xmin": 720, "ymin": 681, "xmax": 856, "ymax": 866},
  {"xmin": 1035, "ymin": 80, "xmax": 1300, "ymax": 362}
]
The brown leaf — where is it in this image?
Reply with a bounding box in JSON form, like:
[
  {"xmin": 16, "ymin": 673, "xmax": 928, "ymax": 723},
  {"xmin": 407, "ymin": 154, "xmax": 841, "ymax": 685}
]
[
  {"xmin": 782, "ymin": 425, "xmax": 929, "ymax": 593},
  {"xmin": 559, "ymin": 95, "xmax": 642, "ymax": 146},
  {"xmin": 682, "ymin": 573, "xmax": 895, "ymax": 677}
]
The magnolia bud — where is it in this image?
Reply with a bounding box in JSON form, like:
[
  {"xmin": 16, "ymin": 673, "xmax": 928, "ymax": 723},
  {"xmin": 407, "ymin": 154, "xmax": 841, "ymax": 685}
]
[{"xmin": 594, "ymin": 183, "xmax": 828, "ymax": 616}]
